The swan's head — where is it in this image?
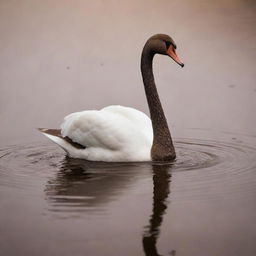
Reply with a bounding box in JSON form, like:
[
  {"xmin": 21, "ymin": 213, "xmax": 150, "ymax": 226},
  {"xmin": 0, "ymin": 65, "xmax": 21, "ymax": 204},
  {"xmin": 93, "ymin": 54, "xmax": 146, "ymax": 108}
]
[{"xmin": 147, "ymin": 34, "xmax": 184, "ymax": 67}]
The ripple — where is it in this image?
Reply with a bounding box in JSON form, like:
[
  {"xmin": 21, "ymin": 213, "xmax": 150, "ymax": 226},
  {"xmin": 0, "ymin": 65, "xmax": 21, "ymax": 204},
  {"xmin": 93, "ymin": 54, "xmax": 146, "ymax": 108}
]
[
  {"xmin": 171, "ymin": 136, "xmax": 256, "ymax": 203},
  {"xmin": 0, "ymin": 144, "xmax": 63, "ymax": 190},
  {"xmin": 0, "ymin": 131, "xmax": 256, "ymax": 208},
  {"xmin": 174, "ymin": 137, "xmax": 256, "ymax": 172}
]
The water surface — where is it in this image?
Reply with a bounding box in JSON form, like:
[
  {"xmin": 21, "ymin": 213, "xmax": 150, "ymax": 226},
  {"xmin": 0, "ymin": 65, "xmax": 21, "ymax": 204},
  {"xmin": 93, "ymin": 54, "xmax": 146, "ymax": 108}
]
[{"xmin": 1, "ymin": 130, "xmax": 256, "ymax": 256}]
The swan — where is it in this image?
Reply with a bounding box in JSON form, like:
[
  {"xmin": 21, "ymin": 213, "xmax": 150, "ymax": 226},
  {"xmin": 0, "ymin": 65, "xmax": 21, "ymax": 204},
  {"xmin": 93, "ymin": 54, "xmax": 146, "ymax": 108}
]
[{"xmin": 39, "ymin": 34, "xmax": 184, "ymax": 162}]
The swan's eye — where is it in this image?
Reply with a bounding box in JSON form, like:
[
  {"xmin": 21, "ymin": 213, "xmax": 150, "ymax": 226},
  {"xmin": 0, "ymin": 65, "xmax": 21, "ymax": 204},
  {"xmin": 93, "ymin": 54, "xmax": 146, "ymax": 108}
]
[
  {"xmin": 165, "ymin": 41, "xmax": 171, "ymax": 49},
  {"xmin": 165, "ymin": 41, "xmax": 176, "ymax": 50}
]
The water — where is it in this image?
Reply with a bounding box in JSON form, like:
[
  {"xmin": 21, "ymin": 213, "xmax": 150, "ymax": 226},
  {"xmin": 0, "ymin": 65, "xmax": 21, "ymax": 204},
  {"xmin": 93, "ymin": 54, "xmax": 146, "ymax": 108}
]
[
  {"xmin": 0, "ymin": 130, "xmax": 256, "ymax": 256},
  {"xmin": 1, "ymin": 0, "xmax": 256, "ymax": 255}
]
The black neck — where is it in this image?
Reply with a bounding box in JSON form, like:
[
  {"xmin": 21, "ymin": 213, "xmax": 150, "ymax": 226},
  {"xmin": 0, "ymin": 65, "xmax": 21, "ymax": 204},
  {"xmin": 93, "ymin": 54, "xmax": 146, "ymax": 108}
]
[{"xmin": 141, "ymin": 44, "xmax": 176, "ymax": 161}]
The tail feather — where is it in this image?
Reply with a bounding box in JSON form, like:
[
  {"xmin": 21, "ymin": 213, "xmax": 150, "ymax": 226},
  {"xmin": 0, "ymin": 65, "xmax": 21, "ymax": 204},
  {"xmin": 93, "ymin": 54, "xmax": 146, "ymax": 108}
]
[{"xmin": 38, "ymin": 128, "xmax": 85, "ymax": 150}]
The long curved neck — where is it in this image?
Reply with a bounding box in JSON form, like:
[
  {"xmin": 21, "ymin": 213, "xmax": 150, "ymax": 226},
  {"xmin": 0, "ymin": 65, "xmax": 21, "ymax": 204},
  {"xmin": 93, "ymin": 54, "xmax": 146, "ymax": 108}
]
[{"xmin": 141, "ymin": 44, "xmax": 176, "ymax": 161}]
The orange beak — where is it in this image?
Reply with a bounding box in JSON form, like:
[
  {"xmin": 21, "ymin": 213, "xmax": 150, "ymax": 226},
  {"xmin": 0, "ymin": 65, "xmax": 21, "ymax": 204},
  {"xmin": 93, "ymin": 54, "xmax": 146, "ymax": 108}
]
[{"xmin": 167, "ymin": 46, "xmax": 184, "ymax": 67}]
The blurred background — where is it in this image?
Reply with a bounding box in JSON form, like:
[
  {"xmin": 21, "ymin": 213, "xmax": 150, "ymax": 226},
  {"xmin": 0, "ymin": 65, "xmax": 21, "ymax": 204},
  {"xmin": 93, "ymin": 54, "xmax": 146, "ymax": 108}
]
[{"xmin": 0, "ymin": 0, "xmax": 255, "ymax": 146}]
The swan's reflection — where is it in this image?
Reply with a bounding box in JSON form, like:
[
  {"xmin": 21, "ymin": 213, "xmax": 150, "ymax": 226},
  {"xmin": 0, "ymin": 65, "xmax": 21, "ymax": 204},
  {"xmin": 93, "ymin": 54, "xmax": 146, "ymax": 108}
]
[
  {"xmin": 143, "ymin": 164, "xmax": 175, "ymax": 256},
  {"xmin": 46, "ymin": 157, "xmax": 144, "ymax": 210},
  {"xmin": 45, "ymin": 158, "xmax": 175, "ymax": 254}
]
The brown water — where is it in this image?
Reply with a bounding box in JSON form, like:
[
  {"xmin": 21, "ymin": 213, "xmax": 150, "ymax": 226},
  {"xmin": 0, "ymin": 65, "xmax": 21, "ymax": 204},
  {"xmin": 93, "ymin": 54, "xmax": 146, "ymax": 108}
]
[
  {"xmin": 1, "ymin": 130, "xmax": 256, "ymax": 255},
  {"xmin": 0, "ymin": 0, "xmax": 256, "ymax": 255}
]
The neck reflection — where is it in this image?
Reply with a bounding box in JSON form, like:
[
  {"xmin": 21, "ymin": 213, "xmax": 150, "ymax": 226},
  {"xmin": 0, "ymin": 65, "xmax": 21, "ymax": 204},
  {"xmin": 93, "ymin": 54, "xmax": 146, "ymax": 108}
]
[{"xmin": 143, "ymin": 164, "xmax": 176, "ymax": 256}]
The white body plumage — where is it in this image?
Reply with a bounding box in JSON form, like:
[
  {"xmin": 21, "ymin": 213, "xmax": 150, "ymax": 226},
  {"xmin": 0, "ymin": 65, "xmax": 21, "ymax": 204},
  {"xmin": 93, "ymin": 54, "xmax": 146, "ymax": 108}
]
[{"xmin": 44, "ymin": 105, "xmax": 153, "ymax": 162}]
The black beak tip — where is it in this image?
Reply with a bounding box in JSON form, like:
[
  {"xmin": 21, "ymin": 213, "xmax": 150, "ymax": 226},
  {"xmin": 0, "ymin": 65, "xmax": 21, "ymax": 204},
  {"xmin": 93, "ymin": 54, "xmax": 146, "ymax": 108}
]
[{"xmin": 180, "ymin": 63, "xmax": 184, "ymax": 68}]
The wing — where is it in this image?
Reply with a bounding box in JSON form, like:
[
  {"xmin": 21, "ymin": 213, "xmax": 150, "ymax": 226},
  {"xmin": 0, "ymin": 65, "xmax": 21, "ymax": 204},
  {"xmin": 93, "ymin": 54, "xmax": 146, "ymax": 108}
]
[{"xmin": 61, "ymin": 105, "xmax": 153, "ymax": 151}]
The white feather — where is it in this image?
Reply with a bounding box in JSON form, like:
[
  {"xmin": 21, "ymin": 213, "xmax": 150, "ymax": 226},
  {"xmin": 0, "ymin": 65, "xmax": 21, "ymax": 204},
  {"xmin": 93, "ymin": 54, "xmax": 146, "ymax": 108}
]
[{"xmin": 59, "ymin": 105, "xmax": 153, "ymax": 162}]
